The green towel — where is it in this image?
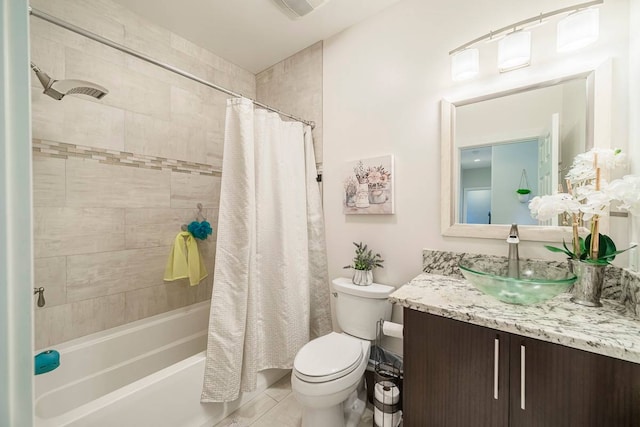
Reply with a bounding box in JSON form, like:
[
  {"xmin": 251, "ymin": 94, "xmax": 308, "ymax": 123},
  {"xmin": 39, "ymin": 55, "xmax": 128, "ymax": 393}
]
[{"xmin": 164, "ymin": 231, "xmax": 208, "ymax": 286}]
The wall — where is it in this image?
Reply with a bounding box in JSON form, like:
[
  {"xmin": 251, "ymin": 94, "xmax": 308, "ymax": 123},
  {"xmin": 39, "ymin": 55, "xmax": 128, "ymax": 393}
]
[
  {"xmin": 461, "ymin": 167, "xmax": 491, "ymax": 190},
  {"xmin": 460, "ymin": 167, "xmax": 491, "ymax": 223},
  {"xmin": 491, "ymin": 140, "xmax": 538, "ymax": 225},
  {"xmin": 630, "ymin": 0, "xmax": 640, "ymax": 265},
  {"xmin": 256, "ymin": 41, "xmax": 323, "ymax": 163},
  {"xmin": 456, "ymin": 84, "xmax": 563, "ymax": 147},
  {"xmin": 323, "ymin": 0, "xmax": 631, "ymax": 342},
  {"xmin": 30, "ymin": 0, "xmax": 255, "ymax": 348},
  {"xmin": 561, "ymin": 79, "xmax": 587, "ymax": 172}
]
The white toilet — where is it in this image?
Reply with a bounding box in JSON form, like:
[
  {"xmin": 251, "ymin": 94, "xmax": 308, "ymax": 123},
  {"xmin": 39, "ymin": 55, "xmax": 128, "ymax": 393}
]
[{"xmin": 292, "ymin": 277, "xmax": 394, "ymax": 427}]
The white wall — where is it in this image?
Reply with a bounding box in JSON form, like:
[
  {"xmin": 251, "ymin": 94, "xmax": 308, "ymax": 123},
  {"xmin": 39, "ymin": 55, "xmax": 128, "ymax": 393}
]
[
  {"xmin": 561, "ymin": 79, "xmax": 587, "ymax": 172},
  {"xmin": 630, "ymin": 0, "xmax": 640, "ymax": 262},
  {"xmin": 323, "ymin": 0, "xmax": 631, "ymax": 300},
  {"xmin": 456, "ymin": 84, "xmax": 563, "ymax": 148}
]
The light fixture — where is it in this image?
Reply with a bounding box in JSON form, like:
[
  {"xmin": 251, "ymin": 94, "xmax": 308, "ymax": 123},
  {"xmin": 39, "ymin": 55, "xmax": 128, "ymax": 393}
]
[
  {"xmin": 272, "ymin": 0, "xmax": 329, "ymax": 19},
  {"xmin": 448, "ymin": 0, "xmax": 602, "ymax": 81},
  {"xmin": 498, "ymin": 31, "xmax": 531, "ymax": 72},
  {"xmin": 451, "ymin": 48, "xmax": 479, "ymax": 81},
  {"xmin": 557, "ymin": 8, "xmax": 599, "ymax": 52}
]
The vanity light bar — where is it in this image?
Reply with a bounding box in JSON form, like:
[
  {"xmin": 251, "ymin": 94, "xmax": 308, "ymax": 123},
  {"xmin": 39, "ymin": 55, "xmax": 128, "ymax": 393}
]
[{"xmin": 449, "ymin": 0, "xmax": 603, "ymax": 56}]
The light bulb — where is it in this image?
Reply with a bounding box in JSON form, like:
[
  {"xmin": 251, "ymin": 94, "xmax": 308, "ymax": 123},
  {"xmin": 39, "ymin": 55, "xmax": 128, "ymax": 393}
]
[
  {"xmin": 557, "ymin": 8, "xmax": 599, "ymax": 53},
  {"xmin": 498, "ymin": 31, "xmax": 531, "ymax": 72},
  {"xmin": 451, "ymin": 48, "xmax": 479, "ymax": 81}
]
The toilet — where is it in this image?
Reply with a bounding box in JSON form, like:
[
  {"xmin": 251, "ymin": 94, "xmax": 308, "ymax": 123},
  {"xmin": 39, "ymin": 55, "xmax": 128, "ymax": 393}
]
[{"xmin": 292, "ymin": 277, "xmax": 394, "ymax": 427}]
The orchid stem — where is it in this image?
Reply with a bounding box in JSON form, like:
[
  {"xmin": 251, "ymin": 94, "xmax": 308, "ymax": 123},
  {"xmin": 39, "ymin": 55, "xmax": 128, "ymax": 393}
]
[
  {"xmin": 572, "ymin": 214, "xmax": 581, "ymax": 258},
  {"xmin": 590, "ymin": 162, "xmax": 601, "ymax": 260}
]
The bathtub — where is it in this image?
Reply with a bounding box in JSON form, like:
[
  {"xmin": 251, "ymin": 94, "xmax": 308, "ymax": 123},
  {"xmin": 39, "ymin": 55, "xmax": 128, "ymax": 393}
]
[{"xmin": 35, "ymin": 301, "xmax": 287, "ymax": 427}]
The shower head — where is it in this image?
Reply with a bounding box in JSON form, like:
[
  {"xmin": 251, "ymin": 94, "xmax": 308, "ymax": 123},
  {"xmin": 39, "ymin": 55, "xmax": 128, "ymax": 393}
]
[{"xmin": 30, "ymin": 62, "xmax": 109, "ymax": 101}]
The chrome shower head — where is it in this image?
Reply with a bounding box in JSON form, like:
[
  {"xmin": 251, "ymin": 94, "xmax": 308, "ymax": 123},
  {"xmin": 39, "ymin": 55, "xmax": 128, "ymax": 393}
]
[{"xmin": 30, "ymin": 62, "xmax": 109, "ymax": 101}]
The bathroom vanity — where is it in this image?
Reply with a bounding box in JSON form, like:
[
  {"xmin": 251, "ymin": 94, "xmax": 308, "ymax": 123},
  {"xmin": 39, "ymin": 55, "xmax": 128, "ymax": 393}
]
[{"xmin": 390, "ymin": 273, "xmax": 640, "ymax": 427}]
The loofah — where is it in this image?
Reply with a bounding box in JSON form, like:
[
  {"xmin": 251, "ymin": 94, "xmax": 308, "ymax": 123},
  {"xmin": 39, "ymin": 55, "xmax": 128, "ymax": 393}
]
[{"xmin": 188, "ymin": 220, "xmax": 213, "ymax": 240}]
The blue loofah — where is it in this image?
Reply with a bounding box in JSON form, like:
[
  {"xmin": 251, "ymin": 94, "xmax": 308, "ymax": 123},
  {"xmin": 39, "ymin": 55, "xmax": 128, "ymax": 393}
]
[{"xmin": 188, "ymin": 220, "xmax": 213, "ymax": 240}]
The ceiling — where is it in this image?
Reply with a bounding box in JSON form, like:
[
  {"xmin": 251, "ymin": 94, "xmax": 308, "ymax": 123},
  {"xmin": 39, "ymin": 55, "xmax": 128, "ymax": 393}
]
[
  {"xmin": 461, "ymin": 146, "xmax": 492, "ymax": 170},
  {"xmin": 112, "ymin": 0, "xmax": 402, "ymax": 74}
]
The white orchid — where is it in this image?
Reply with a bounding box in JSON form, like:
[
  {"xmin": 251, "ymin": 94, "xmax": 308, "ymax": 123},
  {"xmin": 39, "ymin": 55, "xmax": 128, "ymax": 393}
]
[
  {"xmin": 529, "ymin": 147, "xmax": 638, "ymax": 263},
  {"xmin": 565, "ymin": 148, "xmax": 625, "ymax": 184},
  {"xmin": 579, "ymin": 191, "xmax": 612, "ymax": 220},
  {"xmin": 529, "ymin": 193, "xmax": 581, "ymax": 222},
  {"xmin": 607, "ymin": 175, "xmax": 640, "ymax": 216}
]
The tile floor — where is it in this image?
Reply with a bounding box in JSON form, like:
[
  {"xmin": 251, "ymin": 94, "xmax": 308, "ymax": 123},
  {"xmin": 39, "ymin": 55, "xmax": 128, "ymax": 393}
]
[{"xmin": 213, "ymin": 372, "xmax": 374, "ymax": 427}]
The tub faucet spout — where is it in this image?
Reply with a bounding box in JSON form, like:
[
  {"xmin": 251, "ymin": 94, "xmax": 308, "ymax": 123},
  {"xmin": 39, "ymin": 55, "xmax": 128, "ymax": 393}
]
[
  {"xmin": 507, "ymin": 224, "xmax": 520, "ymax": 278},
  {"xmin": 34, "ymin": 287, "xmax": 45, "ymax": 307}
]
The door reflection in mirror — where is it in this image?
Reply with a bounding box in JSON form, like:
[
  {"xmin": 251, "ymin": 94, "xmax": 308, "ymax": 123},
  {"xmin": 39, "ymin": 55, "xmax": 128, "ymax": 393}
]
[{"xmin": 456, "ymin": 78, "xmax": 587, "ymax": 225}]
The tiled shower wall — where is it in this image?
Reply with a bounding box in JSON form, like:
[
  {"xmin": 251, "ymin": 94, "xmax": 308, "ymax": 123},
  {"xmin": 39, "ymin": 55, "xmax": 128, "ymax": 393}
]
[
  {"xmin": 30, "ymin": 0, "xmax": 256, "ymax": 349},
  {"xmin": 256, "ymin": 41, "xmax": 323, "ymax": 164}
]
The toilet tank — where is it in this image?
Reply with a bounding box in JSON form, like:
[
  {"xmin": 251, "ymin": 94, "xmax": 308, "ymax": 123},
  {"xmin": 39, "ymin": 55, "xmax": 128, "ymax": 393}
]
[{"xmin": 332, "ymin": 278, "xmax": 394, "ymax": 341}]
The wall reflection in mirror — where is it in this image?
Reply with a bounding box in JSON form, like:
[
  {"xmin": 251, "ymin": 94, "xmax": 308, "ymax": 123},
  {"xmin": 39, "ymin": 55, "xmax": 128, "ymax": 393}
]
[{"xmin": 457, "ymin": 78, "xmax": 588, "ymax": 226}]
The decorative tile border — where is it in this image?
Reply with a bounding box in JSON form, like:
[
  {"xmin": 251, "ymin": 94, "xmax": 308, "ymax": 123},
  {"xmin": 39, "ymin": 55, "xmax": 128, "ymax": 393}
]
[{"xmin": 32, "ymin": 139, "xmax": 222, "ymax": 177}]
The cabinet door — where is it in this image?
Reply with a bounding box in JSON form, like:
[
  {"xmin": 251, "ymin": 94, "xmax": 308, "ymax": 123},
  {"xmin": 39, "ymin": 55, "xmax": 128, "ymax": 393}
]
[
  {"xmin": 510, "ymin": 335, "xmax": 640, "ymax": 427},
  {"xmin": 403, "ymin": 309, "xmax": 509, "ymax": 427}
]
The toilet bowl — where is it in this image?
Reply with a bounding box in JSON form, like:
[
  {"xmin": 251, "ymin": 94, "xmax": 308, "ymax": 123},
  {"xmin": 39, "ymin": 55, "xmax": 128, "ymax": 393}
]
[
  {"xmin": 291, "ymin": 278, "xmax": 395, "ymax": 427},
  {"xmin": 292, "ymin": 332, "xmax": 370, "ymax": 427}
]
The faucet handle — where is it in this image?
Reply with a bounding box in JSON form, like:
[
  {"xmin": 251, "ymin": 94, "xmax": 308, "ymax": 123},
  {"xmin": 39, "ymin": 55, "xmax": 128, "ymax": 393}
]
[{"xmin": 507, "ymin": 224, "xmax": 519, "ymax": 243}]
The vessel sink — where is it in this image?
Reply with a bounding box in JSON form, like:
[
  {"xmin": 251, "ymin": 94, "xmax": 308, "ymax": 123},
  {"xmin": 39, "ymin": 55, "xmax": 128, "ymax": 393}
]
[{"xmin": 458, "ymin": 258, "xmax": 577, "ymax": 305}]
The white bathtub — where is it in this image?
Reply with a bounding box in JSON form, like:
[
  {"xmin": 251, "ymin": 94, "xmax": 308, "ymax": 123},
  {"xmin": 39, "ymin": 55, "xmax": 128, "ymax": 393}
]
[{"xmin": 35, "ymin": 301, "xmax": 287, "ymax": 427}]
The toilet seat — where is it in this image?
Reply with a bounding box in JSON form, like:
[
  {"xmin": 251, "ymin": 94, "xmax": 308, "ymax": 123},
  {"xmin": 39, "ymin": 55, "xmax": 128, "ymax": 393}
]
[{"xmin": 294, "ymin": 332, "xmax": 364, "ymax": 383}]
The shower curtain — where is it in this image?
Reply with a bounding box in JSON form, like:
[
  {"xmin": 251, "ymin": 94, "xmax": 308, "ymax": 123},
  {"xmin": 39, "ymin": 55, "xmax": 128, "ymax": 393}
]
[{"xmin": 201, "ymin": 98, "xmax": 332, "ymax": 402}]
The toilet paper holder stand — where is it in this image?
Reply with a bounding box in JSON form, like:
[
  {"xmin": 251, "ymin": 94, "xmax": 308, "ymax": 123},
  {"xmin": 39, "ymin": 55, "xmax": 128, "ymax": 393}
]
[{"xmin": 373, "ymin": 319, "xmax": 403, "ymax": 426}]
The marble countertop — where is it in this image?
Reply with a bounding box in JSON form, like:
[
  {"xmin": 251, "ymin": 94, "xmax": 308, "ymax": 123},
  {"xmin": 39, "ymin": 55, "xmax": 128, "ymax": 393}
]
[{"xmin": 390, "ymin": 273, "xmax": 640, "ymax": 364}]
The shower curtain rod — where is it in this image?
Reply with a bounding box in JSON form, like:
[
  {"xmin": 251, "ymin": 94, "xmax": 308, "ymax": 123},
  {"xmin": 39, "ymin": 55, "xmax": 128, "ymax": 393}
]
[{"xmin": 28, "ymin": 6, "xmax": 316, "ymax": 129}]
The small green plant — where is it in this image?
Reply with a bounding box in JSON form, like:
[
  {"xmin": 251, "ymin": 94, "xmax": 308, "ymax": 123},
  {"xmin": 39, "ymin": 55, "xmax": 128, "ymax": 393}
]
[
  {"xmin": 343, "ymin": 242, "xmax": 384, "ymax": 271},
  {"xmin": 516, "ymin": 188, "xmax": 531, "ymax": 195}
]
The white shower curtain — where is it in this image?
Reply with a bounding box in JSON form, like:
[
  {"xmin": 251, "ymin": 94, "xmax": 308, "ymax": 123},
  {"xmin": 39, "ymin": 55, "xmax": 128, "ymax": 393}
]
[{"xmin": 201, "ymin": 98, "xmax": 332, "ymax": 402}]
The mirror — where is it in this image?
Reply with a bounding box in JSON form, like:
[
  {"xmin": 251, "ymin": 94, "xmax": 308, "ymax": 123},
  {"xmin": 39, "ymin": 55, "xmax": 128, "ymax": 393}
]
[
  {"xmin": 457, "ymin": 78, "xmax": 587, "ymax": 226},
  {"xmin": 441, "ymin": 60, "xmax": 612, "ymax": 241}
]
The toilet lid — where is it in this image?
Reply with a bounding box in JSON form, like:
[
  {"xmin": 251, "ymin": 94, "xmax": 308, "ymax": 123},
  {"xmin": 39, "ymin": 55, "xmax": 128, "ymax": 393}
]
[{"xmin": 294, "ymin": 332, "xmax": 364, "ymax": 383}]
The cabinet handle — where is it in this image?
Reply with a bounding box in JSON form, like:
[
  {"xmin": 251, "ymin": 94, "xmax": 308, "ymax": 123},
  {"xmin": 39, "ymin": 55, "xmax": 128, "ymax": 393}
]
[
  {"xmin": 493, "ymin": 337, "xmax": 499, "ymax": 400},
  {"xmin": 520, "ymin": 344, "xmax": 526, "ymax": 410}
]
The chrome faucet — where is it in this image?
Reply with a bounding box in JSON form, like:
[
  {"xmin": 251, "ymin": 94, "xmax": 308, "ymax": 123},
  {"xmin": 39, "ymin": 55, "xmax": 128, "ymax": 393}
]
[{"xmin": 507, "ymin": 224, "xmax": 520, "ymax": 278}]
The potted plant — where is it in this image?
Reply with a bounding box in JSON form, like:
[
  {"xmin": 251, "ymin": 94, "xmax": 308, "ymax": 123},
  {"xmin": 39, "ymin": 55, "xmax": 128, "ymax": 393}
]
[
  {"xmin": 528, "ymin": 148, "xmax": 639, "ymax": 306},
  {"xmin": 367, "ymin": 164, "xmax": 391, "ymax": 204},
  {"xmin": 517, "ymin": 169, "xmax": 532, "ymax": 203},
  {"xmin": 353, "ymin": 161, "xmax": 370, "ymax": 208},
  {"xmin": 344, "ymin": 176, "xmax": 358, "ymax": 207},
  {"xmin": 516, "ymin": 188, "xmax": 532, "ymax": 203},
  {"xmin": 343, "ymin": 241, "xmax": 384, "ymax": 285}
]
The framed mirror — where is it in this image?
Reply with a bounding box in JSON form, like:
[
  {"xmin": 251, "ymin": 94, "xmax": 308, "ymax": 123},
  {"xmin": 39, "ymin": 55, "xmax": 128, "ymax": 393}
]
[{"xmin": 441, "ymin": 60, "xmax": 612, "ymax": 241}]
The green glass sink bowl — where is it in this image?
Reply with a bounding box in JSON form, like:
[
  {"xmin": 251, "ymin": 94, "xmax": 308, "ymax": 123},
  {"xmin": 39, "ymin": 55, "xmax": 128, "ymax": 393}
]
[{"xmin": 458, "ymin": 258, "xmax": 577, "ymax": 305}]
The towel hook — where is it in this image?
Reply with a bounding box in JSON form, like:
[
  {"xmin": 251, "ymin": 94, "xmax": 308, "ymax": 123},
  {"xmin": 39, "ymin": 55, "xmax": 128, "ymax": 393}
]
[
  {"xmin": 196, "ymin": 203, "xmax": 206, "ymax": 221},
  {"xmin": 181, "ymin": 203, "xmax": 206, "ymax": 231}
]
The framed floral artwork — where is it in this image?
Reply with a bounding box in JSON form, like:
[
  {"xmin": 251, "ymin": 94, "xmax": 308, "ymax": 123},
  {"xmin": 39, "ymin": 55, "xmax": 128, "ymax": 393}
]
[{"xmin": 343, "ymin": 155, "xmax": 395, "ymax": 214}]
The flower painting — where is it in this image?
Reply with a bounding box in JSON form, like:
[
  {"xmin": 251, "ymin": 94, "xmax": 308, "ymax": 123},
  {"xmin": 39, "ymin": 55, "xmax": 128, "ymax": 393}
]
[{"xmin": 343, "ymin": 155, "xmax": 395, "ymax": 214}]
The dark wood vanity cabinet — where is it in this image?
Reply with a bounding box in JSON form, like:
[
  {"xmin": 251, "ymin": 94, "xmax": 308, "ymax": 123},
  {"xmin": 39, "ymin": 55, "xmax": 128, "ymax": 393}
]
[
  {"xmin": 403, "ymin": 308, "xmax": 640, "ymax": 427},
  {"xmin": 403, "ymin": 308, "xmax": 510, "ymax": 426}
]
